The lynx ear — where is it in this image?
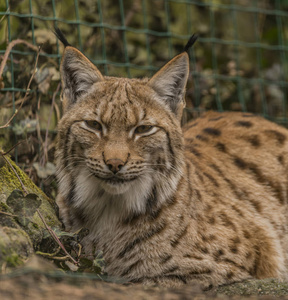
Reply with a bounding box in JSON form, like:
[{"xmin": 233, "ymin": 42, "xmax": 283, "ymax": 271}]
[
  {"xmin": 59, "ymin": 46, "xmax": 104, "ymax": 110},
  {"xmin": 54, "ymin": 27, "xmax": 104, "ymax": 110},
  {"xmin": 148, "ymin": 52, "xmax": 189, "ymax": 118}
]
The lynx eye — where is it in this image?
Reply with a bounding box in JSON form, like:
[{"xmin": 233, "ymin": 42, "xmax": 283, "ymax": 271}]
[
  {"xmin": 85, "ymin": 120, "xmax": 102, "ymax": 131},
  {"xmin": 135, "ymin": 125, "xmax": 153, "ymax": 134}
]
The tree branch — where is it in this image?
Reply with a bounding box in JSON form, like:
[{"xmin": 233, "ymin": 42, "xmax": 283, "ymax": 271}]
[
  {"xmin": 36, "ymin": 209, "xmax": 79, "ymax": 266},
  {"xmin": 0, "ymin": 45, "xmax": 41, "ymax": 129}
]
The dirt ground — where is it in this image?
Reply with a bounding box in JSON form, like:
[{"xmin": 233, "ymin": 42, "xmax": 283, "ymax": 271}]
[
  {"xmin": 1, "ymin": 257, "xmax": 288, "ymax": 300},
  {"xmin": 1, "ymin": 272, "xmax": 288, "ymax": 300},
  {"xmin": 0, "ymin": 274, "xmax": 253, "ymax": 300},
  {"xmin": 0, "ymin": 274, "xmax": 207, "ymax": 300}
]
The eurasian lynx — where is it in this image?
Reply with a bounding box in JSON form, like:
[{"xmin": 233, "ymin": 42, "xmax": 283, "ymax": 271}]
[{"xmin": 55, "ymin": 28, "xmax": 288, "ymax": 288}]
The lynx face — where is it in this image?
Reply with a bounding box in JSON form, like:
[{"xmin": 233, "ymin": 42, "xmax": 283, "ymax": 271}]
[
  {"xmin": 58, "ymin": 78, "xmax": 184, "ymax": 198},
  {"xmin": 55, "ymin": 35, "xmax": 189, "ymax": 228}
]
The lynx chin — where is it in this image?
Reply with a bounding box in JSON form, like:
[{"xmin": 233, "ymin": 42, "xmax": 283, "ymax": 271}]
[{"xmin": 55, "ymin": 28, "xmax": 288, "ymax": 289}]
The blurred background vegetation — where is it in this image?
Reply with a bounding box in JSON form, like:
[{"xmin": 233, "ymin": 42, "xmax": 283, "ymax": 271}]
[{"xmin": 1, "ymin": 0, "xmax": 288, "ymax": 198}]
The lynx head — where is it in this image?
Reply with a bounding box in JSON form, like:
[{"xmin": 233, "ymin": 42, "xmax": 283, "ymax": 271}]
[{"xmin": 55, "ymin": 28, "xmax": 197, "ymax": 224}]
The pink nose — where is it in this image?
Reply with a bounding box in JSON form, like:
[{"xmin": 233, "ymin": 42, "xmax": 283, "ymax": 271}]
[{"xmin": 106, "ymin": 159, "xmax": 124, "ymax": 174}]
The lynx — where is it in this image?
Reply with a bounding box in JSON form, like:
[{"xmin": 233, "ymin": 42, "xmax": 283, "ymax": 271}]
[{"xmin": 55, "ymin": 28, "xmax": 288, "ymax": 288}]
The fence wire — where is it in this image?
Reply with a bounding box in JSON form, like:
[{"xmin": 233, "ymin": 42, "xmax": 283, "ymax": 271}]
[{"xmin": 1, "ymin": 0, "xmax": 288, "ymax": 162}]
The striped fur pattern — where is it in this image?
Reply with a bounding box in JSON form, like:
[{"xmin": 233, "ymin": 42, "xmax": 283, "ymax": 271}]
[{"xmin": 55, "ymin": 41, "xmax": 288, "ymax": 288}]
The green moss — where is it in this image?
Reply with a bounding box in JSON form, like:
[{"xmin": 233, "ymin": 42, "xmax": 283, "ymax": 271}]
[
  {"xmin": 0, "ymin": 155, "xmax": 61, "ymax": 231},
  {"xmin": 5, "ymin": 252, "xmax": 23, "ymax": 267},
  {"xmin": 0, "ymin": 153, "xmax": 63, "ymax": 272},
  {"xmin": 0, "ymin": 227, "xmax": 34, "ymax": 271},
  {"xmin": 32, "ymin": 223, "xmax": 39, "ymax": 229},
  {"xmin": 0, "ymin": 156, "xmax": 49, "ymax": 200},
  {"xmin": 0, "ymin": 201, "xmax": 11, "ymax": 212},
  {"xmin": 25, "ymin": 221, "xmax": 43, "ymax": 246},
  {"xmin": 0, "ymin": 214, "xmax": 18, "ymax": 228}
]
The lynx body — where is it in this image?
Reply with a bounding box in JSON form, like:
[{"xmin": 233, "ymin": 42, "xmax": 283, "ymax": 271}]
[{"xmin": 55, "ymin": 30, "xmax": 288, "ymax": 288}]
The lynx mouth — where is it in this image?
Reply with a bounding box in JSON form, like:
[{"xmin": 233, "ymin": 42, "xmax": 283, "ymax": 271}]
[
  {"xmin": 93, "ymin": 174, "xmax": 138, "ymax": 185},
  {"xmin": 105, "ymin": 177, "xmax": 137, "ymax": 185},
  {"xmin": 92, "ymin": 174, "xmax": 139, "ymax": 195}
]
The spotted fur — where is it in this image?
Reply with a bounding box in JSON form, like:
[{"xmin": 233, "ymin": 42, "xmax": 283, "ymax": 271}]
[{"xmin": 55, "ymin": 35, "xmax": 288, "ymax": 288}]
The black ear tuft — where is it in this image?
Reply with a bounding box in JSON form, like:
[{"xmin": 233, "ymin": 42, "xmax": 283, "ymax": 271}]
[
  {"xmin": 184, "ymin": 34, "xmax": 198, "ymax": 53},
  {"xmin": 53, "ymin": 26, "xmax": 71, "ymax": 47}
]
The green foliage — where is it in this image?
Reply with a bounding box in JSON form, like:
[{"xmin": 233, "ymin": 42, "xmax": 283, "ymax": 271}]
[
  {"xmin": 4, "ymin": 252, "xmax": 22, "ymax": 267},
  {"xmin": 12, "ymin": 119, "xmax": 38, "ymax": 135}
]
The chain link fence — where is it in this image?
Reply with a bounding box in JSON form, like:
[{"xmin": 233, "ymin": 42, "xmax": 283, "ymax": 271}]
[{"xmin": 0, "ymin": 0, "xmax": 288, "ymax": 166}]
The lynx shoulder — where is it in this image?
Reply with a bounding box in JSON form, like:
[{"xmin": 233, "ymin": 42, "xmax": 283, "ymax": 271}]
[{"xmin": 55, "ymin": 28, "xmax": 288, "ymax": 288}]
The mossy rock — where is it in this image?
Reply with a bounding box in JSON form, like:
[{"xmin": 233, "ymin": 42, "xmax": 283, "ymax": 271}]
[
  {"xmin": 0, "ymin": 227, "xmax": 34, "ymax": 268},
  {"xmin": 0, "ymin": 153, "xmax": 61, "ymax": 272}
]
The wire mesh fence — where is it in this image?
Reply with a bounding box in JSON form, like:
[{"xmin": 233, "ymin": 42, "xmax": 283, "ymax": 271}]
[
  {"xmin": 1, "ymin": 0, "xmax": 288, "ymax": 168},
  {"xmin": 2, "ymin": 0, "xmax": 288, "ymax": 115}
]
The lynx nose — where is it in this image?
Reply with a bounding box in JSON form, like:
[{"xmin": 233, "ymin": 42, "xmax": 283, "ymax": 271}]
[{"xmin": 106, "ymin": 159, "xmax": 124, "ymax": 174}]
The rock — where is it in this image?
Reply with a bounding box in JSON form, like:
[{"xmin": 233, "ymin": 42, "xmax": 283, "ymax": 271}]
[{"xmin": 0, "ymin": 152, "xmax": 61, "ymax": 272}]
